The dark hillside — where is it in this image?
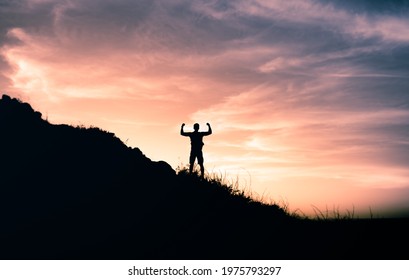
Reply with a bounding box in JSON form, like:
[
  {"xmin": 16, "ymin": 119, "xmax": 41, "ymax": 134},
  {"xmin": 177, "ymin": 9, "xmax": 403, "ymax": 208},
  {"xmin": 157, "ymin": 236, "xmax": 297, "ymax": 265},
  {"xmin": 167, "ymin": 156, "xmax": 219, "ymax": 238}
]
[{"xmin": 0, "ymin": 94, "xmax": 408, "ymax": 260}]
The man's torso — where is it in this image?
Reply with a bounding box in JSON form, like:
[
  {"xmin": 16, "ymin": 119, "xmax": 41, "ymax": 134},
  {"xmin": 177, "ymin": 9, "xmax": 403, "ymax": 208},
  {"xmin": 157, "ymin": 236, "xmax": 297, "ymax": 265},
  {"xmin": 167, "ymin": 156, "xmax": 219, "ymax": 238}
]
[{"xmin": 189, "ymin": 132, "xmax": 205, "ymax": 151}]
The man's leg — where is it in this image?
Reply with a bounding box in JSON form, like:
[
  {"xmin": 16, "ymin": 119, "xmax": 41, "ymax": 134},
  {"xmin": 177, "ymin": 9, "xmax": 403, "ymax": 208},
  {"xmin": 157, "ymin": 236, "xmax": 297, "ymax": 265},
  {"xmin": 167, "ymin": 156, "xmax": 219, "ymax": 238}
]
[
  {"xmin": 197, "ymin": 152, "xmax": 204, "ymax": 178},
  {"xmin": 199, "ymin": 164, "xmax": 204, "ymax": 178},
  {"xmin": 189, "ymin": 152, "xmax": 195, "ymax": 174}
]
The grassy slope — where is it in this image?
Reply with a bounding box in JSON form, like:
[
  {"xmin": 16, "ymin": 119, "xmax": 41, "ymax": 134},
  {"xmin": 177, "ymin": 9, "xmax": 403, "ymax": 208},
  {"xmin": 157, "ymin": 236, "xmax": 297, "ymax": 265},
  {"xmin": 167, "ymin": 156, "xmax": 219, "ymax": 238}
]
[
  {"xmin": 0, "ymin": 94, "xmax": 408, "ymax": 260},
  {"xmin": 135, "ymin": 170, "xmax": 409, "ymax": 260}
]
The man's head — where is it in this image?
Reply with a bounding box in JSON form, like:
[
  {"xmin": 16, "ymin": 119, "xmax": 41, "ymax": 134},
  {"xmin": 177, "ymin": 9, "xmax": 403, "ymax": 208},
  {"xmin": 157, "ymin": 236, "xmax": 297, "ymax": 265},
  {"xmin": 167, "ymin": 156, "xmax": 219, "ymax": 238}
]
[{"xmin": 193, "ymin": 123, "xmax": 199, "ymax": 131}]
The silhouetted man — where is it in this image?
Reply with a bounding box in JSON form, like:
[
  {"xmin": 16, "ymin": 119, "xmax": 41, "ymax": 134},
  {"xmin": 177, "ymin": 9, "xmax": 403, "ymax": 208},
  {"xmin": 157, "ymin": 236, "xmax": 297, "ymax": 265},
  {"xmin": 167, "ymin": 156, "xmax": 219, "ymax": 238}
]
[{"xmin": 180, "ymin": 122, "xmax": 212, "ymax": 178}]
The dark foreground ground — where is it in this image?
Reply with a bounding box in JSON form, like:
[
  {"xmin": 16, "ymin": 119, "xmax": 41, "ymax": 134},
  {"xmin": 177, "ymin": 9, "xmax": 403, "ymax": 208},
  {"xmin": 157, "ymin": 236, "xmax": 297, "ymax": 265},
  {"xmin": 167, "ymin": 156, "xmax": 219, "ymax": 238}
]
[{"xmin": 1, "ymin": 94, "xmax": 408, "ymax": 260}]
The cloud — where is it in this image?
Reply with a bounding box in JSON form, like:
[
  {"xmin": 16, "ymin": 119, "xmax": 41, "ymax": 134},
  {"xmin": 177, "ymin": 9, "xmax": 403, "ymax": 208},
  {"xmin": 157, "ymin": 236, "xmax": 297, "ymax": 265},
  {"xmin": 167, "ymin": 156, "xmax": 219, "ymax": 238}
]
[
  {"xmin": 231, "ymin": 0, "xmax": 409, "ymax": 43},
  {"xmin": 192, "ymin": 73, "xmax": 409, "ymax": 191}
]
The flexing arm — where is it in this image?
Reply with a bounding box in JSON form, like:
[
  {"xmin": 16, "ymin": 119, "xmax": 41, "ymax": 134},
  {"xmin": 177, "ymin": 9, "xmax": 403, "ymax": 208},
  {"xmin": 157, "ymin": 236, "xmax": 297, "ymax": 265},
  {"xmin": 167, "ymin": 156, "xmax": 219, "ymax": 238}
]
[
  {"xmin": 204, "ymin": 123, "xmax": 212, "ymax": 136},
  {"xmin": 180, "ymin": 123, "xmax": 189, "ymax": 136}
]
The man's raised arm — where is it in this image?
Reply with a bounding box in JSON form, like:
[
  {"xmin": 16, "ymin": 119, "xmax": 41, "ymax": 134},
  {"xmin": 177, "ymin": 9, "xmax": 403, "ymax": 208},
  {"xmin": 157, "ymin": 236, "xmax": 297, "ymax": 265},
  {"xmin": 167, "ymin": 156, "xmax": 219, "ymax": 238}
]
[
  {"xmin": 180, "ymin": 123, "xmax": 188, "ymax": 136},
  {"xmin": 204, "ymin": 123, "xmax": 212, "ymax": 136}
]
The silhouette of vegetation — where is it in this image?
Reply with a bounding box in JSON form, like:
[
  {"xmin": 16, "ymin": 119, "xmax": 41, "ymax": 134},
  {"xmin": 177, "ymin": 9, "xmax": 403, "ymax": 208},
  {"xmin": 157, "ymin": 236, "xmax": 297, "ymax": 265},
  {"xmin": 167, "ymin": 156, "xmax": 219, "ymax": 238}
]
[{"xmin": 0, "ymin": 94, "xmax": 408, "ymax": 260}]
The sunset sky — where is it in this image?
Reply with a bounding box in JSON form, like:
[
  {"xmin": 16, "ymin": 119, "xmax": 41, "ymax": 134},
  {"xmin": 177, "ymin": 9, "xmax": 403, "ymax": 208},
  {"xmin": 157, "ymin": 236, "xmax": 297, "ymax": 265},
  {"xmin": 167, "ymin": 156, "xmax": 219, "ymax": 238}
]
[{"xmin": 1, "ymin": 0, "xmax": 409, "ymax": 217}]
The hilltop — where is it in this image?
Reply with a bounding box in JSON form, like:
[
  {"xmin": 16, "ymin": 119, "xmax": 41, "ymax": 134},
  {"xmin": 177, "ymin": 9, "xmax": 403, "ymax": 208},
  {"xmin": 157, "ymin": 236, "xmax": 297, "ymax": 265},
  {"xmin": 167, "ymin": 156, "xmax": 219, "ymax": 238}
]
[{"xmin": 0, "ymin": 94, "xmax": 408, "ymax": 260}]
